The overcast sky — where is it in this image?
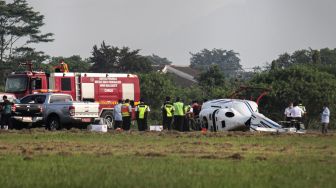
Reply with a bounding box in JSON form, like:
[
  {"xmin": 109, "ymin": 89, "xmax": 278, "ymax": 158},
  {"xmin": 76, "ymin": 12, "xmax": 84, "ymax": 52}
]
[{"xmin": 26, "ymin": 0, "xmax": 336, "ymax": 68}]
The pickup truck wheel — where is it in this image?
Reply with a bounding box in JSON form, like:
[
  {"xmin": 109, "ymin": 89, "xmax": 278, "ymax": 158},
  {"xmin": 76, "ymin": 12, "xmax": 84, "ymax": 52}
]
[
  {"xmin": 47, "ymin": 116, "xmax": 61, "ymax": 131},
  {"xmin": 101, "ymin": 111, "xmax": 114, "ymax": 129}
]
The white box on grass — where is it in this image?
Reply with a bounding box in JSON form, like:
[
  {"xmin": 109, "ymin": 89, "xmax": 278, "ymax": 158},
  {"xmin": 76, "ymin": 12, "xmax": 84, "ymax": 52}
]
[
  {"xmin": 89, "ymin": 124, "xmax": 108, "ymax": 133},
  {"xmin": 149, "ymin": 125, "xmax": 163, "ymax": 132}
]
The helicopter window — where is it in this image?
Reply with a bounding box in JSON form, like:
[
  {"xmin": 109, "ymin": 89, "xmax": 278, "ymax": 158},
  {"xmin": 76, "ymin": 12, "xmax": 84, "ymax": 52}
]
[
  {"xmin": 225, "ymin": 112, "xmax": 235, "ymax": 118},
  {"xmin": 221, "ymin": 121, "xmax": 226, "ymax": 128}
]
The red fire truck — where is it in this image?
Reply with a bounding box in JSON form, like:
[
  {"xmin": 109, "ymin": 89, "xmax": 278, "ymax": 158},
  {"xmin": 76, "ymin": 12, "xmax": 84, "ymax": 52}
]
[{"xmin": 3, "ymin": 63, "xmax": 140, "ymax": 122}]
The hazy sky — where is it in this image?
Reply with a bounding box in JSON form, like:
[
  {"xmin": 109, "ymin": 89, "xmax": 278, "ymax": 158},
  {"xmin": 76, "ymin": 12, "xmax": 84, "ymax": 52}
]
[{"xmin": 26, "ymin": 0, "xmax": 336, "ymax": 68}]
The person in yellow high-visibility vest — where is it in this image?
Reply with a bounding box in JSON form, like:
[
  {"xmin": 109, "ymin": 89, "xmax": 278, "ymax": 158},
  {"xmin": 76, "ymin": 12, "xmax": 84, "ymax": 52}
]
[
  {"xmin": 121, "ymin": 99, "xmax": 132, "ymax": 130},
  {"xmin": 135, "ymin": 98, "xmax": 150, "ymax": 131},
  {"xmin": 161, "ymin": 96, "xmax": 175, "ymax": 130},
  {"xmin": 173, "ymin": 97, "xmax": 185, "ymax": 132},
  {"xmin": 183, "ymin": 103, "xmax": 192, "ymax": 131}
]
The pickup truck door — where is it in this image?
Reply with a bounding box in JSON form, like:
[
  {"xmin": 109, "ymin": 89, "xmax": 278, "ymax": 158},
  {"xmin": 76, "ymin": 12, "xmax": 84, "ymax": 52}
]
[{"xmin": 49, "ymin": 95, "xmax": 72, "ymax": 117}]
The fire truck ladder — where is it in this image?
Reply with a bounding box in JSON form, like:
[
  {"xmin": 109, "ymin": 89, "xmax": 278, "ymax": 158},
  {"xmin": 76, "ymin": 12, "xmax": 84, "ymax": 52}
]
[{"xmin": 75, "ymin": 74, "xmax": 81, "ymax": 101}]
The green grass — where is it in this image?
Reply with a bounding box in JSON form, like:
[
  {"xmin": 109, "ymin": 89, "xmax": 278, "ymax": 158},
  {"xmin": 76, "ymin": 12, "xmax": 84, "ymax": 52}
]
[{"xmin": 0, "ymin": 130, "xmax": 335, "ymax": 188}]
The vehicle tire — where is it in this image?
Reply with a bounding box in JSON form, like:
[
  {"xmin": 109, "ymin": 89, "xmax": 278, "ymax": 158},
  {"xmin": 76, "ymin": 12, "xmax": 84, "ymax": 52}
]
[
  {"xmin": 101, "ymin": 111, "xmax": 114, "ymax": 129},
  {"xmin": 12, "ymin": 120, "xmax": 26, "ymax": 130},
  {"xmin": 47, "ymin": 115, "xmax": 61, "ymax": 131}
]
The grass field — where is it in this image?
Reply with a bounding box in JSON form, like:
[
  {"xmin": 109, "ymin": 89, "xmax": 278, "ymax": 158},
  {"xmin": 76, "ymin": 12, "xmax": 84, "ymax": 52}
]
[{"xmin": 0, "ymin": 129, "xmax": 335, "ymax": 188}]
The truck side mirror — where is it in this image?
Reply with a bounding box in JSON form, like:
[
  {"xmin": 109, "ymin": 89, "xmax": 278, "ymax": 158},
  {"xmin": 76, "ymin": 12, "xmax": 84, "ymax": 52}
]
[{"xmin": 14, "ymin": 99, "xmax": 20, "ymax": 104}]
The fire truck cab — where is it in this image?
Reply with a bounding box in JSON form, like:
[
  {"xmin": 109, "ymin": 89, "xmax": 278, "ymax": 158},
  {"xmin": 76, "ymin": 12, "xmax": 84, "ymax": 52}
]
[{"xmin": 5, "ymin": 71, "xmax": 48, "ymax": 99}]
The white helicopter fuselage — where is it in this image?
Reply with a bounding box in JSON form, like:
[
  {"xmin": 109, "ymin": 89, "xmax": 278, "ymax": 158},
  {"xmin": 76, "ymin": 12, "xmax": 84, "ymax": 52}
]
[{"xmin": 199, "ymin": 99, "xmax": 285, "ymax": 132}]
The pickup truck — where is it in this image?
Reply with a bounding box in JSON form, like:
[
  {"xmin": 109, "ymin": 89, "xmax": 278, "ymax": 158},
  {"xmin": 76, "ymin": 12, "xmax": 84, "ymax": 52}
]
[{"xmin": 12, "ymin": 93, "xmax": 99, "ymax": 130}]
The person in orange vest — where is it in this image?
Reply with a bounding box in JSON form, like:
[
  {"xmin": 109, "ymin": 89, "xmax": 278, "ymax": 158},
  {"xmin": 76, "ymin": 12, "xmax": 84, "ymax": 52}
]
[
  {"xmin": 121, "ymin": 99, "xmax": 132, "ymax": 131},
  {"xmin": 54, "ymin": 59, "xmax": 69, "ymax": 73}
]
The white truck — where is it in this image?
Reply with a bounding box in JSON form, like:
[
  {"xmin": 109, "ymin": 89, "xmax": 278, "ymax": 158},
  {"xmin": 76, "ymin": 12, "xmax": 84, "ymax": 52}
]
[{"xmin": 12, "ymin": 93, "xmax": 99, "ymax": 130}]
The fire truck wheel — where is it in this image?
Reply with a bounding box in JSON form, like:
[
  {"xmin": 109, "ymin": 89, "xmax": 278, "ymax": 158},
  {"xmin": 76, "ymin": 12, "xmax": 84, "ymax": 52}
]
[
  {"xmin": 101, "ymin": 111, "xmax": 114, "ymax": 125},
  {"xmin": 47, "ymin": 115, "xmax": 61, "ymax": 131}
]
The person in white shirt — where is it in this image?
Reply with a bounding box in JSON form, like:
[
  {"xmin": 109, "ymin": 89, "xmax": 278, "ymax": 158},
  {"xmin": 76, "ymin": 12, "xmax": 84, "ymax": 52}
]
[
  {"xmin": 321, "ymin": 103, "xmax": 330, "ymax": 134},
  {"xmin": 284, "ymin": 102, "xmax": 293, "ymax": 121},
  {"xmin": 290, "ymin": 102, "xmax": 304, "ymax": 130},
  {"xmin": 283, "ymin": 102, "xmax": 293, "ymax": 127}
]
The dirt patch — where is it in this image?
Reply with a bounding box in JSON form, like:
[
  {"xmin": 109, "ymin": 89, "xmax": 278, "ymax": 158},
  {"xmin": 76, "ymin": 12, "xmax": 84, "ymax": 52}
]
[
  {"xmin": 192, "ymin": 141, "xmax": 210, "ymax": 145},
  {"xmin": 33, "ymin": 146, "xmax": 44, "ymax": 151},
  {"xmin": 255, "ymin": 156, "xmax": 267, "ymax": 161},
  {"xmin": 0, "ymin": 146, "xmax": 8, "ymax": 150},
  {"xmin": 199, "ymin": 155, "xmax": 222, "ymax": 159},
  {"xmin": 241, "ymin": 147, "xmax": 248, "ymax": 151},
  {"xmin": 318, "ymin": 145, "xmax": 329, "ymax": 150},
  {"xmin": 279, "ymin": 147, "xmax": 290, "ymax": 152},
  {"xmin": 213, "ymin": 142, "xmax": 234, "ymax": 148},
  {"xmin": 21, "ymin": 148, "xmax": 34, "ymax": 155},
  {"xmin": 227, "ymin": 153, "xmax": 244, "ymax": 160},
  {"xmin": 135, "ymin": 151, "xmax": 166, "ymax": 157},
  {"xmin": 144, "ymin": 152, "xmax": 166, "ymax": 157}
]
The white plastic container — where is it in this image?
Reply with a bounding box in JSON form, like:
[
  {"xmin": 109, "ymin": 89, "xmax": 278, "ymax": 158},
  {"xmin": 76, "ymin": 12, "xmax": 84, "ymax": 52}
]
[
  {"xmin": 149, "ymin": 125, "xmax": 163, "ymax": 132},
  {"xmin": 89, "ymin": 124, "xmax": 108, "ymax": 132}
]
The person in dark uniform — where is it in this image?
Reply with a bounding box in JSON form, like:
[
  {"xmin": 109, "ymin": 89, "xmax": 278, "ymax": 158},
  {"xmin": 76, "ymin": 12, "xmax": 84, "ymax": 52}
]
[
  {"xmin": 1, "ymin": 95, "xmax": 13, "ymax": 130},
  {"xmin": 161, "ymin": 96, "xmax": 174, "ymax": 130}
]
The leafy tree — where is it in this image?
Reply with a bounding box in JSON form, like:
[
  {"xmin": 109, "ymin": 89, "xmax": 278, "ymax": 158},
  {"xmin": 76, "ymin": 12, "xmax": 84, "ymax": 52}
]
[
  {"xmin": 291, "ymin": 50, "xmax": 312, "ymax": 65},
  {"xmin": 320, "ymin": 48, "xmax": 336, "ymax": 65},
  {"xmin": 271, "ymin": 48, "xmax": 336, "ymax": 70},
  {"xmin": 90, "ymin": 41, "xmax": 152, "ymax": 73},
  {"xmin": 0, "ymin": 0, "xmax": 53, "ymax": 63},
  {"xmin": 250, "ymin": 65, "xmax": 336, "ymax": 127},
  {"xmin": 271, "ymin": 53, "xmax": 291, "ymax": 69},
  {"xmin": 139, "ymin": 72, "xmax": 177, "ymax": 109},
  {"xmin": 146, "ymin": 54, "xmax": 172, "ymax": 66},
  {"xmin": 196, "ymin": 64, "xmax": 230, "ymax": 99},
  {"xmin": 190, "ymin": 48, "xmax": 242, "ymax": 77}
]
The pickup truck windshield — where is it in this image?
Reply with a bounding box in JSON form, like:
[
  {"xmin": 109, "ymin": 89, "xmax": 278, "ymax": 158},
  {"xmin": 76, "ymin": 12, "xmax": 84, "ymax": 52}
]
[
  {"xmin": 49, "ymin": 95, "xmax": 73, "ymax": 103},
  {"xmin": 20, "ymin": 95, "xmax": 46, "ymax": 104},
  {"xmin": 5, "ymin": 76, "xmax": 28, "ymax": 93}
]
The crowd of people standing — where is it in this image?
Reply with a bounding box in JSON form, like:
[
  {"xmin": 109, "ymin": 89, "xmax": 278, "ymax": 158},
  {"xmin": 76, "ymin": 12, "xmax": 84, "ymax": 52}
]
[{"xmin": 113, "ymin": 96, "xmax": 201, "ymax": 132}]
